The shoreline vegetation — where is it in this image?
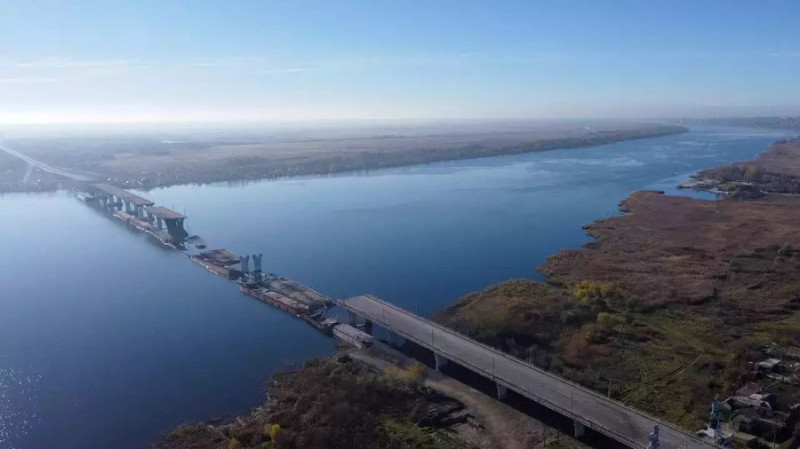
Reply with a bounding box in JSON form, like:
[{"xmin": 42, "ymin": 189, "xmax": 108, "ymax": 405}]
[
  {"xmin": 434, "ymin": 137, "xmax": 800, "ymax": 432},
  {"xmin": 1, "ymin": 124, "xmax": 686, "ymax": 194},
  {"xmin": 155, "ymin": 132, "xmax": 800, "ymax": 447},
  {"xmin": 154, "ymin": 350, "xmax": 587, "ymax": 449},
  {"xmin": 154, "ymin": 355, "xmax": 474, "ymax": 449}
]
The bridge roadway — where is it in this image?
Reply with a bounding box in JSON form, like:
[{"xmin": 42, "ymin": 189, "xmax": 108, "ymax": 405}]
[
  {"xmin": 0, "ymin": 143, "xmax": 94, "ymax": 182},
  {"xmin": 341, "ymin": 294, "xmax": 714, "ymax": 449}
]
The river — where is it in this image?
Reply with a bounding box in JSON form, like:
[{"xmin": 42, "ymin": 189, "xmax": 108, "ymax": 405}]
[{"xmin": 0, "ymin": 126, "xmax": 792, "ymax": 448}]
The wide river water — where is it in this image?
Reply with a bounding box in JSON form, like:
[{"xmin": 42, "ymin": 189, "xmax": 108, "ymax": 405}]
[{"xmin": 0, "ymin": 126, "xmax": 793, "ymax": 448}]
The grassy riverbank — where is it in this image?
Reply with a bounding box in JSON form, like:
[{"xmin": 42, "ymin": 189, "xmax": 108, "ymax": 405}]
[
  {"xmin": 435, "ymin": 139, "xmax": 800, "ymax": 430},
  {"xmin": 154, "ymin": 355, "xmax": 473, "ymax": 449}
]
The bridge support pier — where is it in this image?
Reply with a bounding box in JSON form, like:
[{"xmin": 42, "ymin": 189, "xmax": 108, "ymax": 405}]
[
  {"xmin": 434, "ymin": 353, "xmax": 449, "ymax": 372},
  {"xmin": 573, "ymin": 420, "xmax": 585, "ymax": 439},
  {"xmin": 347, "ymin": 312, "xmax": 373, "ymax": 334},
  {"xmin": 496, "ymin": 383, "xmax": 508, "ymax": 400}
]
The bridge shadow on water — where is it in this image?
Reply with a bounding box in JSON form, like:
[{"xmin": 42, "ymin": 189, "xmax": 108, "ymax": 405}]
[{"xmin": 371, "ymin": 324, "xmax": 631, "ymax": 449}]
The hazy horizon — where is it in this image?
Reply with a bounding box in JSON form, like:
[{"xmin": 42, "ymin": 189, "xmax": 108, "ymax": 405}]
[{"xmin": 2, "ymin": 0, "xmax": 800, "ymax": 125}]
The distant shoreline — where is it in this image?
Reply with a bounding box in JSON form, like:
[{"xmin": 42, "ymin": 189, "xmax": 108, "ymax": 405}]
[
  {"xmin": 0, "ymin": 125, "xmax": 688, "ymax": 194},
  {"xmin": 125, "ymin": 125, "xmax": 690, "ymax": 191}
]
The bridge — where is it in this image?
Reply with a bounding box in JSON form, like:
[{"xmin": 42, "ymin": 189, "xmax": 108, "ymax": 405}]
[
  {"xmin": 92, "ymin": 183, "xmax": 153, "ymax": 207},
  {"xmin": 0, "ymin": 143, "xmax": 95, "ymax": 182},
  {"xmin": 341, "ymin": 294, "xmax": 715, "ymax": 449}
]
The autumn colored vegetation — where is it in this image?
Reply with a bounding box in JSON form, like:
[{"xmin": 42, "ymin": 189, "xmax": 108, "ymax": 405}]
[
  {"xmin": 154, "ymin": 357, "xmax": 470, "ymax": 449},
  {"xmin": 435, "ymin": 175, "xmax": 800, "ymax": 429}
]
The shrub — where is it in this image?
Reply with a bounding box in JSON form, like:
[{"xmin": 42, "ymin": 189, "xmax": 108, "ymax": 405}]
[
  {"xmin": 778, "ymin": 243, "xmax": 794, "ymax": 256},
  {"xmin": 559, "ymin": 304, "xmax": 595, "ymax": 325},
  {"xmin": 597, "ymin": 312, "xmax": 627, "ymax": 329},
  {"xmin": 263, "ymin": 423, "xmax": 281, "ymax": 442},
  {"xmin": 385, "ymin": 363, "xmax": 427, "ymax": 387},
  {"xmin": 269, "ymin": 423, "xmax": 280, "ymax": 440},
  {"xmin": 573, "ymin": 280, "xmax": 625, "ymax": 308}
]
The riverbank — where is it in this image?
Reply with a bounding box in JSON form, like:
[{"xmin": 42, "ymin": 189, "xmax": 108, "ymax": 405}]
[
  {"xmin": 3, "ymin": 124, "xmax": 686, "ymax": 193},
  {"xmin": 154, "ymin": 347, "xmax": 587, "ymax": 449},
  {"xmin": 434, "ymin": 138, "xmax": 800, "ymax": 433},
  {"xmin": 682, "ymin": 138, "xmax": 800, "ymax": 198},
  {"xmin": 435, "ymin": 137, "xmax": 800, "ymax": 429},
  {"xmin": 0, "ymin": 150, "xmax": 65, "ymax": 193}
]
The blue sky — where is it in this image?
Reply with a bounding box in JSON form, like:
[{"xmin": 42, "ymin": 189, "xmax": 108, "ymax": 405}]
[{"xmin": 1, "ymin": 0, "xmax": 799, "ymax": 124}]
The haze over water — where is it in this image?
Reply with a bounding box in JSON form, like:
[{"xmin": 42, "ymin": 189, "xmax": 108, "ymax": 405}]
[{"xmin": 0, "ymin": 126, "xmax": 792, "ymax": 448}]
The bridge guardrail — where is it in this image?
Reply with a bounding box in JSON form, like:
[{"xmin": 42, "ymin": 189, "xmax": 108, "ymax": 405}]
[
  {"xmin": 354, "ymin": 301, "xmax": 643, "ymax": 448},
  {"xmin": 343, "ymin": 295, "xmax": 716, "ymax": 449}
]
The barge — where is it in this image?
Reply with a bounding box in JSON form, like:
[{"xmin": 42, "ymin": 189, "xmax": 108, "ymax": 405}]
[{"xmin": 73, "ymin": 184, "xmax": 367, "ymax": 346}]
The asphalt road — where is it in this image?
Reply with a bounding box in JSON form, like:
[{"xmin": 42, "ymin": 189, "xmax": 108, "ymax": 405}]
[
  {"xmin": 0, "ymin": 143, "xmax": 93, "ymax": 182},
  {"xmin": 342, "ymin": 294, "xmax": 716, "ymax": 449}
]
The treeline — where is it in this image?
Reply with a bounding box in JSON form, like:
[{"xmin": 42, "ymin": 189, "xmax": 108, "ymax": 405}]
[
  {"xmin": 686, "ymin": 116, "xmax": 800, "ymax": 131},
  {"xmin": 699, "ymin": 163, "xmax": 800, "ymax": 195},
  {"xmin": 111, "ymin": 125, "xmax": 688, "ymax": 190}
]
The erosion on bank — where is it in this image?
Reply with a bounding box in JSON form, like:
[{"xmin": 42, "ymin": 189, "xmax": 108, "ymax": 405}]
[
  {"xmin": 8, "ymin": 124, "xmax": 687, "ymax": 191},
  {"xmin": 154, "ymin": 355, "xmax": 475, "ymax": 449},
  {"xmin": 434, "ymin": 138, "xmax": 800, "ymax": 430}
]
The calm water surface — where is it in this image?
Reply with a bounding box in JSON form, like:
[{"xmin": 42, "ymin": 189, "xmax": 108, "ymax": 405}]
[{"xmin": 0, "ymin": 126, "xmax": 792, "ymax": 448}]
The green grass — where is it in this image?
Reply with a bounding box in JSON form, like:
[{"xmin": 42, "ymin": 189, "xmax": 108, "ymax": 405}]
[
  {"xmin": 380, "ymin": 418, "xmax": 472, "ymax": 449},
  {"xmin": 751, "ymin": 310, "xmax": 800, "ymax": 345}
]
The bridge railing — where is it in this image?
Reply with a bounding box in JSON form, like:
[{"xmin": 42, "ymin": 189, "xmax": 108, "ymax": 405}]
[{"xmin": 343, "ymin": 295, "xmax": 715, "ymax": 449}]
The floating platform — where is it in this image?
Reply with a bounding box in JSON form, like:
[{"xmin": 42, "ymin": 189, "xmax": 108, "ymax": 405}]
[
  {"xmin": 197, "ymin": 249, "xmax": 240, "ymax": 267},
  {"xmin": 264, "ymin": 277, "xmax": 334, "ymax": 308},
  {"xmin": 190, "ymin": 255, "xmax": 231, "ymax": 278},
  {"xmin": 76, "ymin": 185, "xmax": 342, "ymax": 341},
  {"xmin": 241, "ymin": 286, "xmax": 323, "ymax": 316}
]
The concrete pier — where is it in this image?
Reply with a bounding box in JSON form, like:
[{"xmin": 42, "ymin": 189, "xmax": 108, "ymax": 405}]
[
  {"xmin": 496, "ymin": 383, "xmax": 508, "ymax": 400},
  {"xmin": 434, "ymin": 353, "xmax": 449, "ymax": 371}
]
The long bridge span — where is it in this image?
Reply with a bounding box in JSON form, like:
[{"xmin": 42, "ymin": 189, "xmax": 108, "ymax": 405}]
[
  {"xmin": 0, "ymin": 143, "xmax": 95, "ymax": 182},
  {"xmin": 2, "ymin": 140, "xmax": 717, "ymax": 447},
  {"xmin": 341, "ymin": 294, "xmax": 715, "ymax": 449}
]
